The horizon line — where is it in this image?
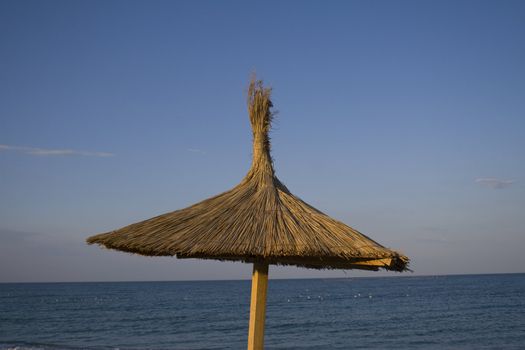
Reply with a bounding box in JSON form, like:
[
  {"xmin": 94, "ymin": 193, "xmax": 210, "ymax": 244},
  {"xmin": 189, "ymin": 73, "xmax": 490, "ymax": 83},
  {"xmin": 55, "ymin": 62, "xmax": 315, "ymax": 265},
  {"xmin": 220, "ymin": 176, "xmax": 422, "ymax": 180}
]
[{"xmin": 1, "ymin": 271, "xmax": 523, "ymax": 285}]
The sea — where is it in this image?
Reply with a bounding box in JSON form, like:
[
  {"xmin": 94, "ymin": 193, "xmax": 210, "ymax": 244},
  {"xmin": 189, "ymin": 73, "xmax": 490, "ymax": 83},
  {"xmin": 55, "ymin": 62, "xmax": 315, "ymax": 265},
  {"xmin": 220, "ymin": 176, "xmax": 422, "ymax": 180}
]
[{"xmin": 1, "ymin": 274, "xmax": 524, "ymax": 349}]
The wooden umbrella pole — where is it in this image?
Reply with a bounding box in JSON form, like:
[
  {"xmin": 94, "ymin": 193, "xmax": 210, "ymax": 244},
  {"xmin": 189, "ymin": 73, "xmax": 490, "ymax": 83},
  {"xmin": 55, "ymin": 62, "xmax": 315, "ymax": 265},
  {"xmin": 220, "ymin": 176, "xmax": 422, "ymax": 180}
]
[{"xmin": 248, "ymin": 261, "xmax": 269, "ymax": 350}]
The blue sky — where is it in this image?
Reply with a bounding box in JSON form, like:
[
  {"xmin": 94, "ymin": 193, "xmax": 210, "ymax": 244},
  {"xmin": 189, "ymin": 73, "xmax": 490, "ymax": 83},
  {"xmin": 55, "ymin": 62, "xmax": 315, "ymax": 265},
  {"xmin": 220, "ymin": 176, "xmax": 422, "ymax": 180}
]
[{"xmin": 1, "ymin": 0, "xmax": 524, "ymax": 282}]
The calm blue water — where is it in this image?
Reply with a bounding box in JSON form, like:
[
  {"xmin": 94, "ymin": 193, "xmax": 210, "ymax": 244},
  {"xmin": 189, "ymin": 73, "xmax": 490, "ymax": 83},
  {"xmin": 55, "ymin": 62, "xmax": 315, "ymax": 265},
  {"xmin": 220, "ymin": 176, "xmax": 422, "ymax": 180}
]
[{"xmin": 1, "ymin": 274, "xmax": 524, "ymax": 349}]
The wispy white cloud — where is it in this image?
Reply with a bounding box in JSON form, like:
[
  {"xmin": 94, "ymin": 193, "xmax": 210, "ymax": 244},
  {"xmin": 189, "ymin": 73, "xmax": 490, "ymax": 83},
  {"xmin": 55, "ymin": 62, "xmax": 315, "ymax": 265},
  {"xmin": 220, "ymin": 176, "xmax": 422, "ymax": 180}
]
[
  {"xmin": 0, "ymin": 144, "xmax": 114, "ymax": 157},
  {"xmin": 187, "ymin": 148, "xmax": 206, "ymax": 155},
  {"xmin": 475, "ymin": 177, "xmax": 514, "ymax": 189}
]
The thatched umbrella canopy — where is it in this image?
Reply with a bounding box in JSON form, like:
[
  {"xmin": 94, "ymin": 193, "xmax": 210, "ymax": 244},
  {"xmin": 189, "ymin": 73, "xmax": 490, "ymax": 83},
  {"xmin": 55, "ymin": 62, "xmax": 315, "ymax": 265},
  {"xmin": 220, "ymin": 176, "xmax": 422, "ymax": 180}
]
[{"xmin": 87, "ymin": 77, "xmax": 409, "ymax": 349}]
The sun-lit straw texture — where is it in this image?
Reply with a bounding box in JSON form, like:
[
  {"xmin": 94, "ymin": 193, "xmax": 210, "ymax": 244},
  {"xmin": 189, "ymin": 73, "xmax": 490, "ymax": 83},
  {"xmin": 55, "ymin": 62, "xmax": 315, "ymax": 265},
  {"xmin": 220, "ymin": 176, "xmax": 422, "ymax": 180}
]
[{"xmin": 87, "ymin": 78, "xmax": 409, "ymax": 271}]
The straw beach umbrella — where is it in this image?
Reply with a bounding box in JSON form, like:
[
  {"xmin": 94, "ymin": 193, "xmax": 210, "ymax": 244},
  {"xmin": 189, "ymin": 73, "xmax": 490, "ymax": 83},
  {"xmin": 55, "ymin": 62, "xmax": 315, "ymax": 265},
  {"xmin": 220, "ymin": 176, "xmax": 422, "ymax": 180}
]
[{"xmin": 87, "ymin": 77, "xmax": 409, "ymax": 349}]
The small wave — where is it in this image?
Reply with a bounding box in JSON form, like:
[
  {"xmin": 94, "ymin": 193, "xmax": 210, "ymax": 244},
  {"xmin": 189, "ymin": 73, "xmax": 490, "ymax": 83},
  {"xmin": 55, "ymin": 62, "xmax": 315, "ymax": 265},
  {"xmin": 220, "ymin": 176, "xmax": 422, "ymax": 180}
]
[{"xmin": 0, "ymin": 344, "xmax": 65, "ymax": 350}]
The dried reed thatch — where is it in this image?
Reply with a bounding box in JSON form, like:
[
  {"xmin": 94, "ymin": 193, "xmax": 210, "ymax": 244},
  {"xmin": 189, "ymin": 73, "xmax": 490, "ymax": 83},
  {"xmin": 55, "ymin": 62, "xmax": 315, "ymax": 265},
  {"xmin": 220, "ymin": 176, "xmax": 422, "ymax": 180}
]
[{"xmin": 87, "ymin": 77, "xmax": 409, "ymax": 272}]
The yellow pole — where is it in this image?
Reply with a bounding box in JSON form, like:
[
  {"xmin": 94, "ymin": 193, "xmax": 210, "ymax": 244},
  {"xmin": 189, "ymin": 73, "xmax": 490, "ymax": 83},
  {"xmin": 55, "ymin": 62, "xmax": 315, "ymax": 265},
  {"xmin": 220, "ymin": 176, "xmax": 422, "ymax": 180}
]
[{"xmin": 247, "ymin": 261, "xmax": 269, "ymax": 350}]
